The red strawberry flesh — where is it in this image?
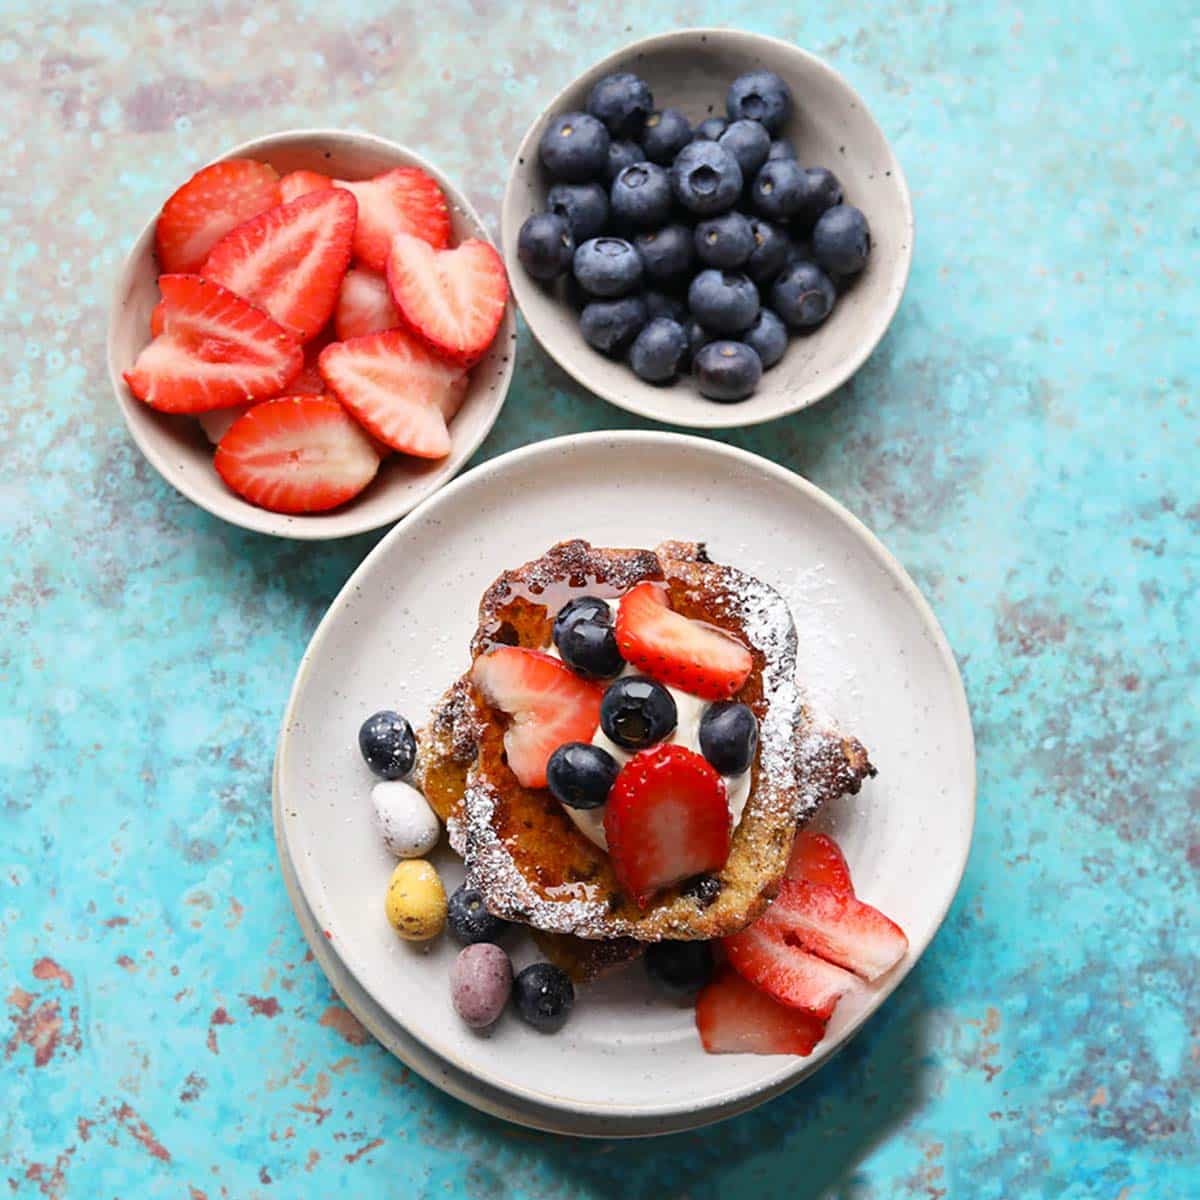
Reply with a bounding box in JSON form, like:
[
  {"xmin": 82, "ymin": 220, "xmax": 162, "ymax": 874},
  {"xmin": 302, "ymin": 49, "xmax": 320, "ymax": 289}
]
[
  {"xmin": 337, "ymin": 166, "xmax": 450, "ymax": 271},
  {"xmin": 787, "ymin": 831, "xmax": 854, "ymax": 895},
  {"xmin": 335, "ymin": 268, "xmax": 402, "ymax": 341},
  {"xmin": 279, "ymin": 169, "xmax": 333, "ymax": 203},
  {"xmin": 696, "ymin": 966, "xmax": 827, "ymax": 1056}
]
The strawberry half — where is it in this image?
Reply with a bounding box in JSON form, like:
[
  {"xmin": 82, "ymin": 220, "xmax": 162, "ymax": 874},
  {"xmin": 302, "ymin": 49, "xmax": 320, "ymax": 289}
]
[
  {"xmin": 201, "ymin": 188, "xmax": 357, "ymax": 341},
  {"xmin": 787, "ymin": 831, "xmax": 854, "ymax": 895},
  {"xmin": 280, "ymin": 169, "xmax": 333, "ymax": 203},
  {"xmin": 318, "ymin": 328, "xmax": 467, "ymax": 458},
  {"xmin": 155, "ymin": 159, "xmax": 281, "ymax": 274},
  {"xmin": 470, "ymin": 647, "xmax": 603, "ymax": 789},
  {"xmin": 386, "ymin": 233, "xmax": 508, "ymax": 365},
  {"xmin": 604, "ymin": 745, "xmax": 731, "ymax": 908},
  {"xmin": 123, "ymin": 275, "xmax": 302, "ymax": 413},
  {"xmin": 335, "ymin": 268, "xmax": 401, "ymax": 340},
  {"xmin": 696, "ymin": 966, "xmax": 827, "ymax": 1056},
  {"xmin": 615, "ymin": 582, "xmax": 753, "ymax": 701},
  {"xmin": 213, "ymin": 395, "xmax": 379, "ymax": 514},
  {"xmin": 337, "ymin": 167, "xmax": 450, "ymax": 271}
]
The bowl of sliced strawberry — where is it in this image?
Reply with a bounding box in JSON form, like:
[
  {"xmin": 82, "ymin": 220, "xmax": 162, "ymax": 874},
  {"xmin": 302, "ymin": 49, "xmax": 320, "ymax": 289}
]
[{"xmin": 108, "ymin": 129, "xmax": 516, "ymax": 538}]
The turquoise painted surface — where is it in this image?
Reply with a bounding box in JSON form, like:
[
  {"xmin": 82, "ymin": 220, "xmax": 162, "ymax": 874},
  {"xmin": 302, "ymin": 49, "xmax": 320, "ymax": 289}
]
[{"xmin": 1, "ymin": 1, "xmax": 1196, "ymax": 1196}]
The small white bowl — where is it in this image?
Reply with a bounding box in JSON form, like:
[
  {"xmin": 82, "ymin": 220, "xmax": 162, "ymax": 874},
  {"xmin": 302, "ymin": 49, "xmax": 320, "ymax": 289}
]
[
  {"xmin": 501, "ymin": 29, "xmax": 913, "ymax": 430},
  {"xmin": 107, "ymin": 129, "xmax": 516, "ymax": 540}
]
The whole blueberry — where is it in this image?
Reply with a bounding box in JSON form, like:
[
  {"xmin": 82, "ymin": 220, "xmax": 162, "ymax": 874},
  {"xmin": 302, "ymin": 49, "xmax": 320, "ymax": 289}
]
[
  {"xmin": 726, "ymin": 69, "xmax": 793, "ymax": 134},
  {"xmin": 634, "ymin": 223, "xmax": 695, "ymax": 283},
  {"xmin": 546, "ymin": 182, "xmax": 609, "ymax": 243},
  {"xmin": 670, "ymin": 141, "xmax": 743, "ymax": 216},
  {"xmin": 687, "ymin": 269, "xmax": 759, "ymax": 334},
  {"xmin": 630, "ymin": 317, "xmax": 688, "ymax": 384},
  {"xmin": 610, "ymin": 162, "xmax": 673, "ymax": 229},
  {"xmin": 641, "ymin": 108, "xmax": 692, "ymax": 165},
  {"xmin": 573, "ymin": 237, "xmax": 643, "ymax": 297},
  {"xmin": 693, "ymin": 116, "xmax": 728, "ymax": 142},
  {"xmin": 790, "ymin": 167, "xmax": 844, "ymax": 234},
  {"xmin": 539, "ymin": 111, "xmax": 610, "ymax": 183},
  {"xmin": 812, "ymin": 204, "xmax": 871, "ymax": 275},
  {"xmin": 605, "ymin": 139, "xmax": 644, "ymax": 183},
  {"xmin": 580, "ymin": 295, "xmax": 649, "ymax": 354},
  {"xmin": 751, "ymin": 159, "xmax": 814, "ymax": 222},
  {"xmin": 644, "ymin": 940, "xmax": 715, "ymax": 1000},
  {"xmin": 718, "ymin": 119, "xmax": 771, "ymax": 178},
  {"xmin": 745, "ymin": 217, "xmax": 791, "ymax": 285},
  {"xmin": 694, "ymin": 211, "xmax": 755, "ymax": 270},
  {"xmin": 587, "ymin": 72, "xmax": 654, "ymax": 139},
  {"xmin": 694, "ymin": 341, "xmax": 763, "ymax": 402},
  {"xmin": 739, "ymin": 307, "xmax": 788, "ymax": 370},
  {"xmin": 553, "ymin": 594, "xmax": 611, "ymax": 641},
  {"xmin": 513, "ymin": 962, "xmax": 575, "ymax": 1032},
  {"xmin": 546, "ymin": 742, "xmax": 620, "ymax": 810},
  {"xmin": 685, "ymin": 318, "xmax": 716, "ymax": 367},
  {"xmin": 771, "ymin": 259, "xmax": 837, "ymax": 329},
  {"xmin": 601, "ymin": 676, "xmax": 677, "ymax": 749},
  {"xmin": 517, "ymin": 212, "xmax": 574, "ymax": 281},
  {"xmin": 698, "ymin": 701, "xmax": 759, "ymax": 774},
  {"xmin": 558, "ymin": 618, "xmax": 625, "ymax": 679},
  {"xmin": 447, "ymin": 883, "xmax": 511, "ymax": 946},
  {"xmin": 644, "ymin": 289, "xmax": 688, "ymax": 323},
  {"xmin": 767, "ymin": 138, "xmax": 797, "ymax": 161},
  {"xmin": 358, "ymin": 710, "xmax": 416, "ymax": 779}
]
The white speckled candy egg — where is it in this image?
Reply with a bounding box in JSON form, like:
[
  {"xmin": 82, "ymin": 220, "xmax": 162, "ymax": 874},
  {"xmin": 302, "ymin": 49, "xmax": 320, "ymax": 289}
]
[{"xmin": 372, "ymin": 780, "xmax": 440, "ymax": 858}]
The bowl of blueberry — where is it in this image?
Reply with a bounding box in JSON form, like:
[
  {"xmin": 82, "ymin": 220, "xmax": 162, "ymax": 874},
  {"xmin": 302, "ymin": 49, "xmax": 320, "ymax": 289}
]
[{"xmin": 501, "ymin": 28, "xmax": 913, "ymax": 428}]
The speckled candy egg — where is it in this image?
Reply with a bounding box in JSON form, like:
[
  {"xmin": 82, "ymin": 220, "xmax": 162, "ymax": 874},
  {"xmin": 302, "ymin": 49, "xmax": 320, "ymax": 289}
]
[
  {"xmin": 372, "ymin": 780, "xmax": 440, "ymax": 858},
  {"xmin": 384, "ymin": 859, "xmax": 447, "ymax": 941},
  {"xmin": 450, "ymin": 944, "xmax": 513, "ymax": 1028}
]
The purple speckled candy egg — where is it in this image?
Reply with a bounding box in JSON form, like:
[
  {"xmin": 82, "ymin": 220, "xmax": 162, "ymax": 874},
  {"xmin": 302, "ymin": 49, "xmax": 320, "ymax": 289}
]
[{"xmin": 450, "ymin": 943, "xmax": 513, "ymax": 1028}]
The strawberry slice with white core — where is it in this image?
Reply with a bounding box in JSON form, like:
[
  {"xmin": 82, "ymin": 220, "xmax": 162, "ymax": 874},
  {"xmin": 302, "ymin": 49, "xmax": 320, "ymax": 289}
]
[
  {"xmin": 213, "ymin": 395, "xmax": 379, "ymax": 514},
  {"xmin": 155, "ymin": 159, "xmax": 281, "ymax": 274},
  {"xmin": 279, "ymin": 169, "xmax": 333, "ymax": 203},
  {"xmin": 604, "ymin": 744, "xmax": 731, "ymax": 908},
  {"xmin": 201, "ymin": 188, "xmax": 357, "ymax": 341},
  {"xmin": 787, "ymin": 831, "xmax": 854, "ymax": 895},
  {"xmin": 123, "ymin": 275, "xmax": 302, "ymax": 413},
  {"xmin": 696, "ymin": 966, "xmax": 827, "ymax": 1056},
  {"xmin": 615, "ymin": 582, "xmax": 753, "ymax": 701},
  {"xmin": 470, "ymin": 647, "xmax": 603, "ymax": 789},
  {"xmin": 337, "ymin": 167, "xmax": 450, "ymax": 271},
  {"xmin": 318, "ymin": 328, "xmax": 467, "ymax": 458},
  {"xmin": 386, "ymin": 233, "xmax": 508, "ymax": 365},
  {"xmin": 335, "ymin": 268, "xmax": 402, "ymax": 340}
]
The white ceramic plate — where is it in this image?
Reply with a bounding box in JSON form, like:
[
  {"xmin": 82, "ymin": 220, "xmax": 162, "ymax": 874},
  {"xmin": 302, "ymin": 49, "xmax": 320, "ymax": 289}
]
[{"xmin": 274, "ymin": 432, "xmax": 974, "ymax": 1135}]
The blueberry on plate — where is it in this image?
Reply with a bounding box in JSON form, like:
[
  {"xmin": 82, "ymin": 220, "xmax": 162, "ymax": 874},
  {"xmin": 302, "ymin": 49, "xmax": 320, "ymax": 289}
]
[
  {"xmin": 740, "ymin": 307, "xmax": 788, "ymax": 370},
  {"xmin": 630, "ymin": 317, "xmax": 689, "ymax": 384},
  {"xmin": 644, "ymin": 940, "xmax": 715, "ymax": 1000},
  {"xmin": 726, "ymin": 69, "xmax": 793, "ymax": 134},
  {"xmin": 547, "ymin": 742, "xmax": 620, "ymax": 810},
  {"xmin": 539, "ymin": 111, "xmax": 610, "ymax": 183},
  {"xmin": 750, "ymin": 158, "xmax": 812, "ymax": 223},
  {"xmin": 605, "ymin": 139, "xmax": 644, "ymax": 183},
  {"xmin": 358, "ymin": 710, "xmax": 416, "ymax": 779},
  {"xmin": 745, "ymin": 217, "xmax": 791, "ymax": 285},
  {"xmin": 573, "ymin": 237, "xmax": 643, "ymax": 297},
  {"xmin": 516, "ymin": 212, "xmax": 574, "ymax": 281},
  {"xmin": 546, "ymin": 181, "xmax": 609, "ymax": 243},
  {"xmin": 698, "ymin": 701, "xmax": 759, "ymax": 774},
  {"xmin": 644, "ymin": 289, "xmax": 687, "ymax": 323},
  {"xmin": 694, "ymin": 211, "xmax": 755, "ymax": 270},
  {"xmin": 718, "ymin": 118, "xmax": 771, "ymax": 178},
  {"xmin": 790, "ymin": 167, "xmax": 844, "ymax": 234},
  {"xmin": 600, "ymin": 676, "xmax": 678, "ymax": 749},
  {"xmin": 771, "ymin": 260, "xmax": 837, "ymax": 329},
  {"xmin": 812, "ymin": 204, "xmax": 871, "ymax": 275},
  {"xmin": 693, "ymin": 116, "xmax": 728, "ymax": 142},
  {"xmin": 513, "ymin": 962, "xmax": 575, "ymax": 1032},
  {"xmin": 610, "ymin": 162, "xmax": 673, "ymax": 229},
  {"xmin": 694, "ymin": 341, "xmax": 763, "ymax": 402},
  {"xmin": 447, "ymin": 883, "xmax": 511, "ymax": 946},
  {"xmin": 580, "ymin": 295, "xmax": 649, "ymax": 355},
  {"xmin": 553, "ymin": 594, "xmax": 611, "ymax": 640},
  {"xmin": 641, "ymin": 107, "xmax": 692, "ymax": 165},
  {"xmin": 670, "ymin": 141, "xmax": 743, "ymax": 216},
  {"xmin": 687, "ymin": 269, "xmax": 759, "ymax": 334},
  {"xmin": 587, "ymin": 72, "xmax": 654, "ymax": 139},
  {"xmin": 558, "ymin": 617, "xmax": 625, "ymax": 679},
  {"xmin": 767, "ymin": 138, "xmax": 797, "ymax": 161},
  {"xmin": 634, "ymin": 223, "xmax": 695, "ymax": 283}
]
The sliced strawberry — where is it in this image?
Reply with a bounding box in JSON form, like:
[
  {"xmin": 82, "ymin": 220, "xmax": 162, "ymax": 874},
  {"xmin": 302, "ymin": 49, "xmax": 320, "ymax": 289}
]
[
  {"xmin": 337, "ymin": 167, "xmax": 450, "ymax": 271},
  {"xmin": 289, "ymin": 328, "xmax": 334, "ymax": 395},
  {"xmin": 198, "ymin": 405, "xmax": 251, "ymax": 445},
  {"xmin": 155, "ymin": 159, "xmax": 280, "ymax": 274},
  {"xmin": 280, "ymin": 169, "xmax": 333, "ymax": 203},
  {"xmin": 386, "ymin": 233, "xmax": 508, "ymax": 364},
  {"xmin": 723, "ymin": 921, "xmax": 859, "ymax": 1018},
  {"xmin": 787, "ymin": 831, "xmax": 854, "ymax": 895},
  {"xmin": 604, "ymin": 745, "xmax": 731, "ymax": 908},
  {"xmin": 318, "ymin": 328, "xmax": 466, "ymax": 458},
  {"xmin": 123, "ymin": 275, "xmax": 302, "ymax": 413},
  {"xmin": 470, "ymin": 647, "xmax": 603, "ymax": 789},
  {"xmin": 213, "ymin": 395, "xmax": 379, "ymax": 514},
  {"xmin": 696, "ymin": 966, "xmax": 827, "ymax": 1056},
  {"xmin": 335, "ymin": 268, "xmax": 401, "ymax": 340},
  {"xmin": 615, "ymin": 582, "xmax": 753, "ymax": 701},
  {"xmin": 201, "ymin": 188, "xmax": 356, "ymax": 341},
  {"xmin": 149, "ymin": 300, "xmax": 166, "ymax": 338}
]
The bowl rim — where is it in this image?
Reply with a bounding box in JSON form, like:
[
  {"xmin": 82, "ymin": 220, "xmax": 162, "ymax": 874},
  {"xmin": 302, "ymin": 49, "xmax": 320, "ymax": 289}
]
[
  {"xmin": 500, "ymin": 28, "xmax": 915, "ymax": 430},
  {"xmin": 107, "ymin": 127, "xmax": 516, "ymax": 541}
]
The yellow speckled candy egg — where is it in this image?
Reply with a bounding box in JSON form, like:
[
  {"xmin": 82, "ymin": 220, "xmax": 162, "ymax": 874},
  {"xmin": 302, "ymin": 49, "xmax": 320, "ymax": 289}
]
[{"xmin": 384, "ymin": 859, "xmax": 447, "ymax": 941}]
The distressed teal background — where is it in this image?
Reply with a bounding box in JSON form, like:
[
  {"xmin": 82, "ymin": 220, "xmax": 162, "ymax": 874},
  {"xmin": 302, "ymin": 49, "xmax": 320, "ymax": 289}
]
[{"xmin": 1, "ymin": 1, "xmax": 1196, "ymax": 1196}]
